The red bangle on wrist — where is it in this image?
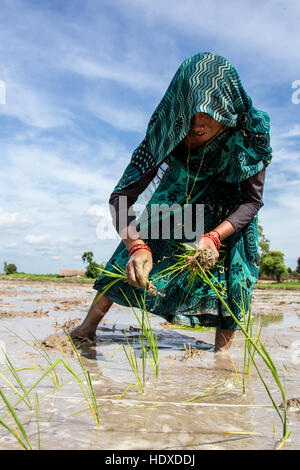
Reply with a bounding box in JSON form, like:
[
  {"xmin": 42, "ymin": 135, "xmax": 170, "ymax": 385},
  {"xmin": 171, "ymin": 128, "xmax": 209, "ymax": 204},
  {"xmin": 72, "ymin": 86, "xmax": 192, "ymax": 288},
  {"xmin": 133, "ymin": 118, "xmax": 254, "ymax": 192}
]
[
  {"xmin": 199, "ymin": 233, "xmax": 221, "ymax": 250},
  {"xmin": 210, "ymin": 230, "xmax": 221, "ymax": 241},
  {"xmin": 128, "ymin": 243, "xmax": 152, "ymax": 257}
]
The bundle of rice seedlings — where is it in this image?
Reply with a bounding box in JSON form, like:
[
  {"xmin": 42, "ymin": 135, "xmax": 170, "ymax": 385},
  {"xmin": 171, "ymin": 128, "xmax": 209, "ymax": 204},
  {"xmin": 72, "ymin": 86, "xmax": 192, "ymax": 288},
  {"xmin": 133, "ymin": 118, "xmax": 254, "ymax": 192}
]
[
  {"xmin": 146, "ymin": 280, "xmax": 165, "ymax": 297},
  {"xmin": 150, "ymin": 243, "xmax": 227, "ymax": 301},
  {"xmin": 186, "ymin": 247, "xmax": 219, "ymax": 272}
]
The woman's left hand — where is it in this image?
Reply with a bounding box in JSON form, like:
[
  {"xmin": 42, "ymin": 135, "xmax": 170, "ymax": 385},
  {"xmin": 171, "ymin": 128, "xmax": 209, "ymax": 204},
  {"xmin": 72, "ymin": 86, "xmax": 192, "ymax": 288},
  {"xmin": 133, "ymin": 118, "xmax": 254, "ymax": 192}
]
[{"xmin": 196, "ymin": 236, "xmax": 219, "ymax": 259}]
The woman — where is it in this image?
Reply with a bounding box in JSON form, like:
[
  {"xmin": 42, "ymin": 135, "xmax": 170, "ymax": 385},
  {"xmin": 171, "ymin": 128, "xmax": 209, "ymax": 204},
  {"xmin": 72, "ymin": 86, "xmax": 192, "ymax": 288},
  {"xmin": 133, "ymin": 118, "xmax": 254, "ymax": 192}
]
[{"xmin": 71, "ymin": 52, "xmax": 272, "ymax": 352}]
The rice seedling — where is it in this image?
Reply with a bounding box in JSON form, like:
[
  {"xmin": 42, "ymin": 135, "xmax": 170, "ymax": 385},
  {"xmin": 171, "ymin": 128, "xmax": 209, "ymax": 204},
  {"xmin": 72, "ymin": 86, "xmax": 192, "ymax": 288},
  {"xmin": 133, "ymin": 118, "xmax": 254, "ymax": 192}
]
[
  {"xmin": 58, "ymin": 333, "xmax": 101, "ymax": 430},
  {"xmin": 237, "ymin": 272, "xmax": 263, "ymax": 392},
  {"xmin": 2, "ymin": 326, "xmax": 138, "ymax": 431},
  {"xmin": 92, "ymin": 263, "xmax": 127, "ymax": 306},
  {"xmin": 184, "ymin": 379, "xmax": 238, "ymax": 404},
  {"xmin": 276, "ymin": 429, "xmax": 291, "ymax": 450},
  {"xmin": 0, "ymin": 357, "xmax": 64, "ymax": 424},
  {"xmin": 226, "ymin": 345, "xmax": 243, "ymax": 395},
  {"xmin": 3, "ymin": 325, "xmax": 118, "ymax": 406},
  {"xmin": 122, "ymin": 333, "xmax": 145, "ymax": 393},
  {"xmin": 119, "ymin": 288, "xmax": 160, "ymax": 385},
  {"xmin": 117, "ymin": 291, "xmax": 158, "ymax": 392},
  {"xmin": 140, "ymin": 243, "xmax": 290, "ymax": 442},
  {"xmin": 0, "ymin": 386, "xmax": 33, "ymax": 450},
  {"xmin": 190, "ymin": 258, "xmax": 290, "ymax": 442},
  {"xmin": 0, "ymin": 348, "xmax": 101, "ymax": 431},
  {"xmin": 3, "ymin": 326, "xmax": 61, "ymax": 387},
  {"xmin": 0, "ymin": 352, "xmax": 33, "ymax": 411},
  {"xmin": 34, "ymin": 393, "xmax": 41, "ymax": 450},
  {"xmin": 0, "ymin": 345, "xmax": 101, "ymax": 448},
  {"xmin": 132, "ymin": 291, "xmax": 159, "ymax": 377},
  {"xmin": 0, "ymin": 334, "xmax": 134, "ymax": 446}
]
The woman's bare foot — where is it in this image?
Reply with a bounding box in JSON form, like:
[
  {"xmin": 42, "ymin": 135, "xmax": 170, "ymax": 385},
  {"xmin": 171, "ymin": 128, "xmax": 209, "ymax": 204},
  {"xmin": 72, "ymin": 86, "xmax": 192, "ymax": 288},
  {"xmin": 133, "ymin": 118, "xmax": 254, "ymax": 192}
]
[
  {"xmin": 214, "ymin": 328, "xmax": 235, "ymax": 353},
  {"xmin": 70, "ymin": 293, "xmax": 113, "ymax": 345},
  {"xmin": 70, "ymin": 323, "xmax": 97, "ymax": 344}
]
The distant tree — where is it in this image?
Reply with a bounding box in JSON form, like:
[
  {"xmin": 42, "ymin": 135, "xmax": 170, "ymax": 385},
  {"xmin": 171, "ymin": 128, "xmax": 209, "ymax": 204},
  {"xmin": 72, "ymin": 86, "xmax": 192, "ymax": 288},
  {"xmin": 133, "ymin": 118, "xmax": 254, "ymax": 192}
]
[
  {"xmin": 4, "ymin": 262, "xmax": 17, "ymax": 275},
  {"xmin": 258, "ymin": 223, "xmax": 271, "ymax": 277},
  {"xmin": 81, "ymin": 251, "xmax": 94, "ymax": 265},
  {"xmin": 258, "ymin": 223, "xmax": 270, "ymax": 261},
  {"xmin": 261, "ymin": 250, "xmax": 288, "ymax": 283},
  {"xmin": 296, "ymin": 257, "xmax": 300, "ymax": 277},
  {"xmin": 81, "ymin": 251, "xmax": 104, "ymax": 278}
]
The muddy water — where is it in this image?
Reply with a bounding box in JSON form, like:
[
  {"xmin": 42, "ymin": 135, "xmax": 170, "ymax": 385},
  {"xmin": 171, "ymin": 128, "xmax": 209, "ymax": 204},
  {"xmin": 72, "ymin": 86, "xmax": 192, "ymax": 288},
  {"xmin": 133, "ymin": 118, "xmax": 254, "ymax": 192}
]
[{"xmin": 0, "ymin": 279, "xmax": 300, "ymax": 450}]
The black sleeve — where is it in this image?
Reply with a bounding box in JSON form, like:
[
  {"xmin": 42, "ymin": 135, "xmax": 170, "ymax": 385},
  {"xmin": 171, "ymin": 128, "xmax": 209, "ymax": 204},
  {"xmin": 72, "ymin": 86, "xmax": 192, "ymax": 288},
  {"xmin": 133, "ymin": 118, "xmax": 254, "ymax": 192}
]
[
  {"xmin": 225, "ymin": 166, "xmax": 266, "ymax": 233},
  {"xmin": 109, "ymin": 166, "xmax": 159, "ymax": 233}
]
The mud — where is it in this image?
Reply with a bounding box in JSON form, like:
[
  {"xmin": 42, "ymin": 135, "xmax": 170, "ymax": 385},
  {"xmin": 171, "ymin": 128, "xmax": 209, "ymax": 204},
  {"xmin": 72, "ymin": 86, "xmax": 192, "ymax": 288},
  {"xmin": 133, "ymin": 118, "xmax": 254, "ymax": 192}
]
[
  {"xmin": 188, "ymin": 247, "xmax": 219, "ymax": 272},
  {"xmin": 280, "ymin": 398, "xmax": 300, "ymax": 412},
  {"xmin": 0, "ymin": 308, "xmax": 49, "ymax": 318},
  {"xmin": 181, "ymin": 345, "xmax": 205, "ymax": 361},
  {"xmin": 53, "ymin": 318, "xmax": 82, "ymax": 331},
  {"xmin": 0, "ymin": 278, "xmax": 300, "ymax": 450},
  {"xmin": 40, "ymin": 333, "xmax": 76, "ymax": 355}
]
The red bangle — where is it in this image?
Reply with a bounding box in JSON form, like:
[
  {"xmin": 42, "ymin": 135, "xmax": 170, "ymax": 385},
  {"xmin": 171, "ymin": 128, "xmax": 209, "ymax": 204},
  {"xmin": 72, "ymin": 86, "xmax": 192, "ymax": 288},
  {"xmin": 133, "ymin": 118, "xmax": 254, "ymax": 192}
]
[
  {"xmin": 128, "ymin": 244, "xmax": 152, "ymax": 257},
  {"xmin": 199, "ymin": 233, "xmax": 221, "ymax": 250},
  {"xmin": 210, "ymin": 230, "xmax": 221, "ymax": 241},
  {"xmin": 207, "ymin": 233, "xmax": 221, "ymax": 250}
]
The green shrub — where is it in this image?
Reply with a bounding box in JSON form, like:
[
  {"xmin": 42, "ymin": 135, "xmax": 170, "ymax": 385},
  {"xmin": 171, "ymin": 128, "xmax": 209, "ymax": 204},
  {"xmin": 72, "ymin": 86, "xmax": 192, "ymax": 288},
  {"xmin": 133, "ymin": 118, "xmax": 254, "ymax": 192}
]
[
  {"xmin": 81, "ymin": 252, "xmax": 104, "ymax": 278},
  {"xmin": 261, "ymin": 250, "xmax": 288, "ymax": 283},
  {"xmin": 85, "ymin": 261, "xmax": 103, "ymax": 278},
  {"xmin": 4, "ymin": 262, "xmax": 17, "ymax": 275}
]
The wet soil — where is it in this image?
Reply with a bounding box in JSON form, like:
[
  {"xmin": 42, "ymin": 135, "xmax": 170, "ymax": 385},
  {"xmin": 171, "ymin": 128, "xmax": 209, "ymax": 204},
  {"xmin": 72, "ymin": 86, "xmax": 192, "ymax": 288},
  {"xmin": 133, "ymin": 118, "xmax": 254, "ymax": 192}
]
[{"xmin": 0, "ymin": 279, "xmax": 300, "ymax": 450}]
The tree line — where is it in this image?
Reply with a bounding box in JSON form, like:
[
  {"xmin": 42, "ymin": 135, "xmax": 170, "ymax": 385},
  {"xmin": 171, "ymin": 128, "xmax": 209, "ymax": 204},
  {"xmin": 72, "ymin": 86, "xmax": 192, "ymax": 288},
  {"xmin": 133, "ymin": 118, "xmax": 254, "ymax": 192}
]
[
  {"xmin": 258, "ymin": 224, "xmax": 300, "ymax": 282},
  {"xmin": 2, "ymin": 224, "xmax": 299, "ymax": 283}
]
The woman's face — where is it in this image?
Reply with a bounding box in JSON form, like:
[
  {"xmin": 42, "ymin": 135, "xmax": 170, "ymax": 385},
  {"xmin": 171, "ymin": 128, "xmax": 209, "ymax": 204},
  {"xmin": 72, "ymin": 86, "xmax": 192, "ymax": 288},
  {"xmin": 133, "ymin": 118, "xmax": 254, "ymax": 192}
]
[{"xmin": 184, "ymin": 112, "xmax": 227, "ymax": 149}]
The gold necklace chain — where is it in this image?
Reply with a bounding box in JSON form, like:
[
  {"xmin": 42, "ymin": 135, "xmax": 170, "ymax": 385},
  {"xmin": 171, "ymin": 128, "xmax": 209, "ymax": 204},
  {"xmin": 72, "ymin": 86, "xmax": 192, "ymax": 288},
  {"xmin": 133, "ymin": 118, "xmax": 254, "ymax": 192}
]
[{"xmin": 185, "ymin": 126, "xmax": 226, "ymax": 204}]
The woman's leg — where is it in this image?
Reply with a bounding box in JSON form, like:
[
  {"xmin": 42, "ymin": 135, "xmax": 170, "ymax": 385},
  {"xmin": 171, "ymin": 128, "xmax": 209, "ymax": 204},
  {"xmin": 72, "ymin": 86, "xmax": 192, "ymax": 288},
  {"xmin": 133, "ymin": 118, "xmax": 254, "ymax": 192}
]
[
  {"xmin": 70, "ymin": 293, "xmax": 113, "ymax": 342},
  {"xmin": 214, "ymin": 328, "xmax": 235, "ymax": 353}
]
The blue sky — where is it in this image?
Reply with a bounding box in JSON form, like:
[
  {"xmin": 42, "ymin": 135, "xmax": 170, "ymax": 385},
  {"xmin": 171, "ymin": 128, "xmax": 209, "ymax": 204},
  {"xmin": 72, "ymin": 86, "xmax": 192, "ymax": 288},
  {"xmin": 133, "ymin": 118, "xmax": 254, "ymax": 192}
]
[{"xmin": 0, "ymin": 0, "xmax": 299, "ymax": 273}]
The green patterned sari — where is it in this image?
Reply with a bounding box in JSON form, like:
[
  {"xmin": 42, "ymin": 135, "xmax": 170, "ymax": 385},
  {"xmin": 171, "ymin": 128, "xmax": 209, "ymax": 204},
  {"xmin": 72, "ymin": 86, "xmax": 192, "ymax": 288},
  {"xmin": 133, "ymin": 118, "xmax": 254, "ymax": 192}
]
[{"xmin": 93, "ymin": 52, "xmax": 272, "ymax": 330}]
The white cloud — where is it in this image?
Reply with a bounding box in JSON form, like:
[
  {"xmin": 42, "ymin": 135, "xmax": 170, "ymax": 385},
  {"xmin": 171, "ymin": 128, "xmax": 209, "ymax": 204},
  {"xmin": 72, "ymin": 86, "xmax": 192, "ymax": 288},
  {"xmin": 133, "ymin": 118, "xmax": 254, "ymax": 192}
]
[
  {"xmin": 6, "ymin": 242, "xmax": 17, "ymax": 249},
  {"xmin": 87, "ymin": 205, "xmax": 108, "ymax": 217},
  {"xmin": 84, "ymin": 98, "xmax": 148, "ymax": 133},
  {"xmin": 25, "ymin": 233, "xmax": 84, "ymax": 248},
  {"xmin": 0, "ymin": 208, "xmax": 33, "ymax": 228},
  {"xmin": 276, "ymin": 124, "xmax": 300, "ymax": 139},
  {"xmin": 276, "ymin": 181, "xmax": 300, "ymax": 211},
  {"xmin": 25, "ymin": 234, "xmax": 50, "ymax": 244},
  {"xmin": 2, "ymin": 142, "xmax": 116, "ymax": 204},
  {"xmin": 260, "ymin": 207, "xmax": 299, "ymax": 267},
  {"xmin": 116, "ymin": 0, "xmax": 300, "ymax": 75},
  {"xmin": 66, "ymin": 56, "xmax": 165, "ymax": 93},
  {"xmin": 0, "ymin": 77, "xmax": 73, "ymax": 129}
]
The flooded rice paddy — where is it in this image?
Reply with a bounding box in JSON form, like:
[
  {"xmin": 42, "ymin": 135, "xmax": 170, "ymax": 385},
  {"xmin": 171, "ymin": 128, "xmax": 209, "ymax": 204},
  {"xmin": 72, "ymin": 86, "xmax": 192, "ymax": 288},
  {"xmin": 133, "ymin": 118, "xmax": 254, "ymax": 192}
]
[{"xmin": 0, "ymin": 279, "xmax": 300, "ymax": 450}]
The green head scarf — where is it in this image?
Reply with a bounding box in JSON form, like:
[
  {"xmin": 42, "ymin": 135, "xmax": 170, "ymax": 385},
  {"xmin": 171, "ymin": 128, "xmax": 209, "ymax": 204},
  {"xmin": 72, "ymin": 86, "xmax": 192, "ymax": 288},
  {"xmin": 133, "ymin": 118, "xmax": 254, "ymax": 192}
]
[{"xmin": 114, "ymin": 51, "xmax": 272, "ymax": 191}]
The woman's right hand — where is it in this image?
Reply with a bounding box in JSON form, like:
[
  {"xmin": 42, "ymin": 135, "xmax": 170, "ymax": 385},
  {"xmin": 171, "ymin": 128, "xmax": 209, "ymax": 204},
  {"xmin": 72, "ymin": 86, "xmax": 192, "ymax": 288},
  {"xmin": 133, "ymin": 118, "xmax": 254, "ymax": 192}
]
[{"xmin": 126, "ymin": 249, "xmax": 153, "ymax": 289}]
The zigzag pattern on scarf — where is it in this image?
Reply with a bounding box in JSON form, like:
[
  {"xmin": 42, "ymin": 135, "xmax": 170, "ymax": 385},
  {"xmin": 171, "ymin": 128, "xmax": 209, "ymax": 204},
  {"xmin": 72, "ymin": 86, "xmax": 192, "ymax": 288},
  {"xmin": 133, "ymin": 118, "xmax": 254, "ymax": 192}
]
[{"xmin": 114, "ymin": 52, "xmax": 272, "ymax": 192}]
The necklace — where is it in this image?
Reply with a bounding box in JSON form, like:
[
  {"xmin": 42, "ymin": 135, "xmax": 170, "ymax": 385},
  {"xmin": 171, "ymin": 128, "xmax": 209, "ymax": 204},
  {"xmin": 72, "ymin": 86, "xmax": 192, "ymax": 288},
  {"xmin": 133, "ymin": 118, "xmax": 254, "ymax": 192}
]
[{"xmin": 185, "ymin": 126, "xmax": 226, "ymax": 204}]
